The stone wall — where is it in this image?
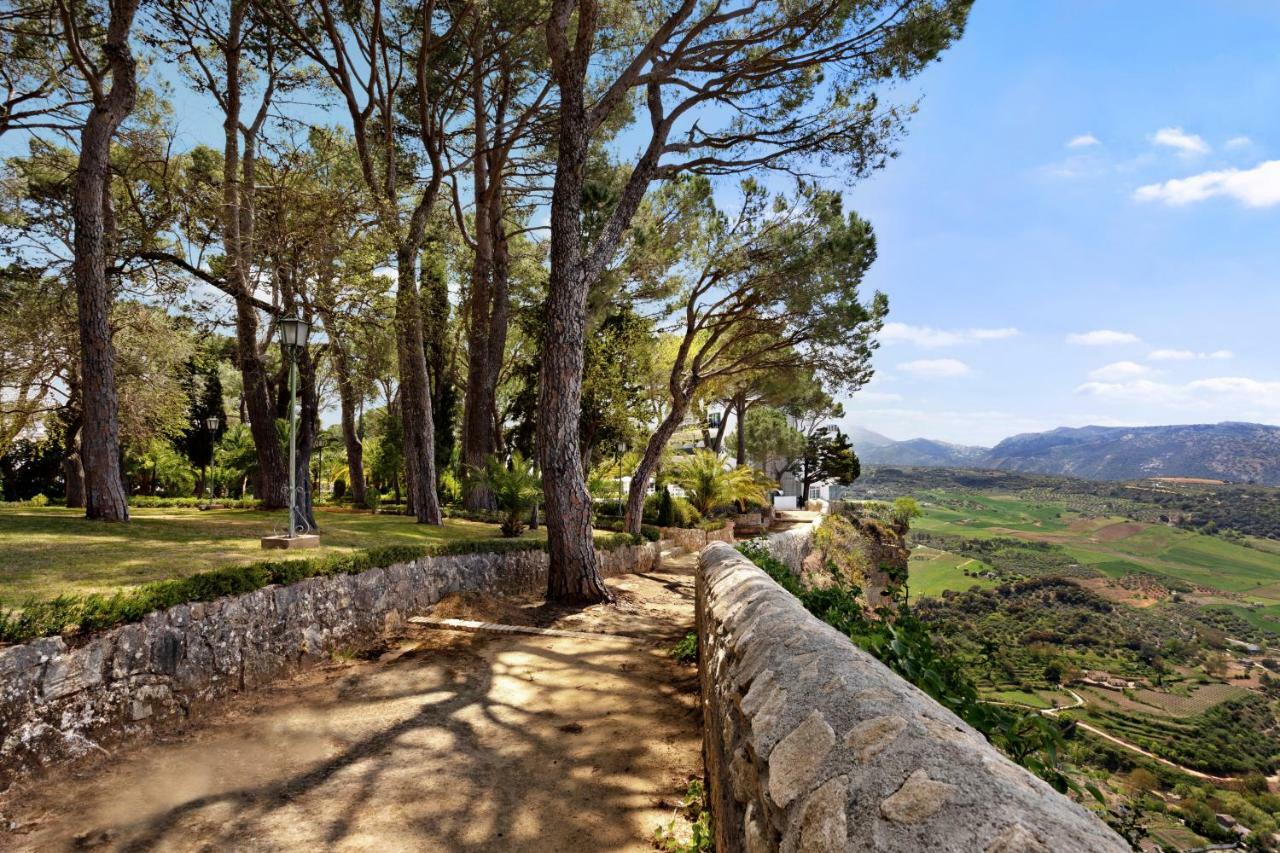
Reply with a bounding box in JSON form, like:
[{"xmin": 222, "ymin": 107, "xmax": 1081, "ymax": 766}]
[
  {"xmin": 0, "ymin": 541, "xmax": 658, "ymax": 789},
  {"xmin": 659, "ymin": 522, "xmax": 735, "ymax": 551},
  {"xmin": 697, "ymin": 541, "xmax": 1127, "ymax": 852},
  {"xmin": 761, "ymin": 515, "xmax": 821, "ymax": 573}
]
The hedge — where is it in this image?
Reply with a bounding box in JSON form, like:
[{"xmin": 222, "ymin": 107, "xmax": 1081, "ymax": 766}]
[
  {"xmin": 0, "ymin": 532, "xmax": 642, "ymax": 646},
  {"xmin": 594, "ymin": 518, "xmax": 662, "ymax": 542}
]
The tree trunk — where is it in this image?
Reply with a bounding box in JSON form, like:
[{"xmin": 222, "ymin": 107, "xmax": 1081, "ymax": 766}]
[
  {"xmin": 395, "ymin": 246, "xmax": 441, "ymax": 524},
  {"xmin": 539, "ymin": 55, "xmax": 609, "ymax": 603},
  {"xmin": 462, "ymin": 58, "xmax": 497, "ymax": 510},
  {"xmin": 624, "ymin": 402, "xmax": 687, "ymax": 535},
  {"xmin": 218, "ymin": 5, "xmax": 288, "ymax": 509},
  {"xmin": 61, "ymin": 409, "xmax": 86, "ymax": 508},
  {"xmin": 70, "ymin": 0, "xmax": 141, "ymax": 522},
  {"xmin": 235, "ymin": 301, "xmax": 289, "ymax": 507},
  {"xmin": 332, "ymin": 344, "xmax": 366, "ymax": 505},
  {"xmin": 421, "ymin": 241, "xmax": 455, "ymax": 486},
  {"xmin": 710, "ymin": 407, "xmax": 729, "ymax": 453},
  {"xmin": 735, "ymin": 393, "xmax": 747, "ymax": 467},
  {"xmin": 63, "ymin": 449, "xmax": 86, "ymax": 508}
]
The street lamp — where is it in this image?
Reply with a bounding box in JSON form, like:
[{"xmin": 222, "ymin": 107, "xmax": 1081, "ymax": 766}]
[
  {"xmin": 202, "ymin": 416, "xmax": 220, "ymax": 507},
  {"xmin": 279, "ymin": 313, "xmax": 310, "ymax": 539}
]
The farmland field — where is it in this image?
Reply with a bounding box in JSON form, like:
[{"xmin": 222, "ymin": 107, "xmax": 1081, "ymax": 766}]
[
  {"xmin": 905, "ymin": 544, "xmax": 997, "ymax": 601},
  {"xmin": 904, "ymin": 490, "xmax": 1280, "ymax": 609}
]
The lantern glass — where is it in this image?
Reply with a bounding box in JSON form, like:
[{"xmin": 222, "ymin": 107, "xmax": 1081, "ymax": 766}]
[
  {"xmin": 280, "ymin": 315, "xmax": 310, "ymax": 349},
  {"xmin": 205, "ymin": 416, "xmax": 220, "ymax": 431}
]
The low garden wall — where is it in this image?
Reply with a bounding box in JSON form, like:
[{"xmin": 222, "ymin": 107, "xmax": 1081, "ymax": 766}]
[
  {"xmin": 0, "ymin": 540, "xmax": 658, "ymax": 789},
  {"xmin": 659, "ymin": 522, "xmax": 734, "ymax": 551},
  {"xmin": 696, "ymin": 540, "xmax": 1126, "ymax": 852}
]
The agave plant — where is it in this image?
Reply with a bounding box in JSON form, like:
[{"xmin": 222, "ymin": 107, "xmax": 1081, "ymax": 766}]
[
  {"xmin": 668, "ymin": 449, "xmax": 773, "ymax": 517},
  {"xmin": 472, "ymin": 452, "xmax": 542, "ymax": 537}
]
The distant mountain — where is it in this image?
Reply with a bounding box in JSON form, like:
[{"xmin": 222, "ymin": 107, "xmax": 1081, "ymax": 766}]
[
  {"xmin": 847, "ymin": 421, "xmax": 1280, "ymax": 485},
  {"xmin": 843, "ymin": 425, "xmax": 896, "ymax": 448},
  {"xmin": 855, "ymin": 435, "xmax": 990, "ymax": 467},
  {"xmin": 984, "ymin": 422, "xmax": 1280, "ymax": 484}
]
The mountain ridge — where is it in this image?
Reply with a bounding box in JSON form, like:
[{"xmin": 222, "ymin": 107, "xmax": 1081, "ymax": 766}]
[{"xmin": 850, "ymin": 421, "xmax": 1280, "ymax": 485}]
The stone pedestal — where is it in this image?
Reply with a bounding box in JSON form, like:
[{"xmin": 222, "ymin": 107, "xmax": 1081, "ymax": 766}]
[{"xmin": 260, "ymin": 534, "xmax": 320, "ymax": 550}]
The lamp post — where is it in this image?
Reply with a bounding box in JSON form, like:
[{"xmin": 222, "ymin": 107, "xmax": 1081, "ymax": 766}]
[
  {"xmin": 202, "ymin": 415, "xmax": 220, "ymax": 506},
  {"xmin": 279, "ymin": 313, "xmax": 310, "ymax": 539}
]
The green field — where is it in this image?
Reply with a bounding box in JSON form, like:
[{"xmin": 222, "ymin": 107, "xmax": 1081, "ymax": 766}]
[
  {"xmin": 0, "ymin": 506, "xmax": 558, "ymax": 606},
  {"xmin": 911, "ymin": 491, "xmax": 1280, "ymax": 606},
  {"xmin": 906, "ymin": 545, "xmax": 997, "ymax": 601}
]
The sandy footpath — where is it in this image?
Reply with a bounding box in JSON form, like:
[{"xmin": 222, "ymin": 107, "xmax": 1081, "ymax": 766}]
[{"xmin": 0, "ymin": 553, "xmax": 704, "ymax": 852}]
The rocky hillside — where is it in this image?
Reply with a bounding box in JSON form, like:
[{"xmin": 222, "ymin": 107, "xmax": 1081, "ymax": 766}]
[{"xmin": 850, "ymin": 422, "xmax": 1280, "ymax": 485}]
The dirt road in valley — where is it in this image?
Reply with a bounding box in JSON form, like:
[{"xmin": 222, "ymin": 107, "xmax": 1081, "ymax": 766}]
[{"xmin": 0, "ymin": 552, "xmax": 704, "ymax": 852}]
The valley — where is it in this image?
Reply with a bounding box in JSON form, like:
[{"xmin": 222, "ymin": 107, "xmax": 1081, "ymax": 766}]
[{"xmin": 844, "ymin": 466, "xmax": 1280, "ymax": 849}]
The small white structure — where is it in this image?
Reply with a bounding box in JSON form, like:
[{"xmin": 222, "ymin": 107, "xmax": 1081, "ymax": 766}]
[{"xmin": 773, "ymin": 495, "xmax": 798, "ymax": 510}]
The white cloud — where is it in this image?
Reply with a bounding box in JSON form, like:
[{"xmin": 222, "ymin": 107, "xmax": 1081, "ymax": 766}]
[
  {"xmin": 1088, "ymin": 361, "xmax": 1151, "ymax": 382},
  {"xmin": 1148, "ymin": 348, "xmax": 1233, "ymax": 361},
  {"xmin": 1076, "ymin": 374, "xmax": 1280, "ymax": 415},
  {"xmin": 1066, "ymin": 330, "xmax": 1142, "ymax": 346},
  {"xmin": 969, "ymin": 327, "xmax": 1021, "ymax": 341},
  {"xmin": 1066, "ymin": 133, "xmax": 1100, "ymax": 148},
  {"xmin": 1225, "ymin": 136, "xmax": 1252, "ymax": 149},
  {"xmin": 880, "ymin": 322, "xmax": 1019, "ymax": 348},
  {"xmin": 1134, "ymin": 160, "xmax": 1280, "ymax": 208},
  {"xmin": 899, "ymin": 358, "xmax": 972, "ymax": 379},
  {"xmin": 1151, "ymin": 126, "xmax": 1210, "ymax": 155}
]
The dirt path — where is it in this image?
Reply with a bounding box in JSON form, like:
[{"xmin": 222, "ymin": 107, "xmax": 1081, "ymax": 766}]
[
  {"xmin": 0, "ymin": 552, "xmax": 704, "ymax": 852},
  {"xmin": 998, "ymin": 689, "xmax": 1280, "ymax": 787}
]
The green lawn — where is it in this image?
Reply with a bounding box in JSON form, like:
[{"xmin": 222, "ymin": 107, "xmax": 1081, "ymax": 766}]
[
  {"xmin": 907, "ymin": 544, "xmax": 998, "ymax": 601},
  {"xmin": 0, "ymin": 506, "xmax": 549, "ymax": 606}
]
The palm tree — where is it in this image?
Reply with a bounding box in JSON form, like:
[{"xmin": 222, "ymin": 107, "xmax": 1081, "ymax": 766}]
[
  {"xmin": 472, "ymin": 452, "xmax": 543, "ymax": 537},
  {"xmin": 668, "ymin": 450, "xmax": 772, "ymax": 517}
]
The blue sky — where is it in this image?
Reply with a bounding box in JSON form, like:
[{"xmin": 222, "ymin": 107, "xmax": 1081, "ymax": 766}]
[{"xmin": 833, "ymin": 0, "xmax": 1280, "ymax": 446}]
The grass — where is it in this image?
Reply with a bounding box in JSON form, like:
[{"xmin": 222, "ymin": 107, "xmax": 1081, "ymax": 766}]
[
  {"xmin": 980, "ymin": 688, "xmax": 1053, "ymax": 709},
  {"xmin": 0, "ymin": 505, "xmax": 575, "ymax": 607},
  {"xmin": 914, "ymin": 490, "xmax": 1280, "ymax": 606},
  {"xmin": 906, "ymin": 544, "xmax": 998, "ymax": 601}
]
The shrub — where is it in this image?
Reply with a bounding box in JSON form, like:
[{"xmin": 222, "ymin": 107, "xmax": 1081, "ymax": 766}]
[
  {"xmin": 437, "ymin": 469, "xmax": 463, "ymax": 505},
  {"xmin": 470, "ymin": 452, "xmax": 542, "ymax": 537},
  {"xmin": 668, "ymin": 450, "xmax": 772, "ymax": 517},
  {"xmin": 364, "ymin": 490, "xmax": 382, "ymax": 513},
  {"xmin": 596, "ymin": 518, "xmax": 661, "ymax": 542},
  {"xmin": 670, "ymin": 631, "xmax": 698, "ymax": 664},
  {"xmin": 27, "ymin": 493, "xmax": 49, "ymax": 507},
  {"xmin": 644, "ymin": 489, "xmax": 702, "ymax": 528},
  {"xmin": 332, "ymin": 478, "xmax": 346, "ymax": 500},
  {"xmin": 655, "ymin": 486, "xmax": 675, "ymax": 527}
]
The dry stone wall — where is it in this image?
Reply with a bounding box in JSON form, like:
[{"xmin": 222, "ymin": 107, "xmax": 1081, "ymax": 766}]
[
  {"xmin": 0, "ymin": 542, "xmax": 657, "ymax": 789},
  {"xmin": 760, "ymin": 515, "xmax": 821, "ymax": 573},
  {"xmin": 697, "ymin": 540, "xmax": 1127, "ymax": 852},
  {"xmin": 659, "ymin": 522, "xmax": 735, "ymax": 551}
]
